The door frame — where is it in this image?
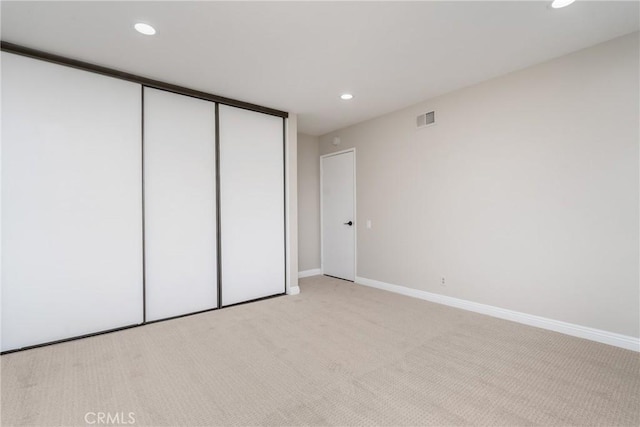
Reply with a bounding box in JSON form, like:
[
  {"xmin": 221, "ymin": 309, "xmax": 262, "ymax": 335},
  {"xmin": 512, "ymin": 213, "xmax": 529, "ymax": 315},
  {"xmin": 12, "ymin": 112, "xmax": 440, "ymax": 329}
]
[{"xmin": 320, "ymin": 147, "xmax": 357, "ymax": 280}]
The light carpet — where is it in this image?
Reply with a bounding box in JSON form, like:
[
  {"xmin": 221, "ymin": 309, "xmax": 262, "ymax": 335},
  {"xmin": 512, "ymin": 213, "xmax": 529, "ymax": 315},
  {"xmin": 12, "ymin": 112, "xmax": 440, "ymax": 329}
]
[{"xmin": 1, "ymin": 275, "xmax": 639, "ymax": 426}]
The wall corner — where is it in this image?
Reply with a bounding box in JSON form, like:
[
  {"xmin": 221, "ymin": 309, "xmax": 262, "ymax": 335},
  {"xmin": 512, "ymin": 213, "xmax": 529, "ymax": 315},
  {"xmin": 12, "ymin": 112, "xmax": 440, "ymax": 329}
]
[{"xmin": 285, "ymin": 113, "xmax": 299, "ymax": 294}]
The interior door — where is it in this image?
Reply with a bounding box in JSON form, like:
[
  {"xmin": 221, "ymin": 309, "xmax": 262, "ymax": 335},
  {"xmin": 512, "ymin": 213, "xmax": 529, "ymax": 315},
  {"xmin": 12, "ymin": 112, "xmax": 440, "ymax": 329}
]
[{"xmin": 321, "ymin": 150, "xmax": 355, "ymax": 281}]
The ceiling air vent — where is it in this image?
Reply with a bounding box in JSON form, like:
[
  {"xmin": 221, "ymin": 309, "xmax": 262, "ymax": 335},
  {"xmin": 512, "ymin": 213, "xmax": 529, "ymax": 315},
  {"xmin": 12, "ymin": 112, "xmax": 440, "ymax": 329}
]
[{"xmin": 417, "ymin": 111, "xmax": 435, "ymax": 129}]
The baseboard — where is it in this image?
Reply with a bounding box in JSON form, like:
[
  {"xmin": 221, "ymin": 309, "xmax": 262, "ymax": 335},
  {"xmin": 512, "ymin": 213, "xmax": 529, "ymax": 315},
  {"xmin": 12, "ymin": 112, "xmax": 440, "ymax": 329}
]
[
  {"xmin": 287, "ymin": 286, "xmax": 300, "ymax": 295},
  {"xmin": 298, "ymin": 268, "xmax": 321, "ymax": 279},
  {"xmin": 355, "ymin": 276, "xmax": 639, "ymax": 352}
]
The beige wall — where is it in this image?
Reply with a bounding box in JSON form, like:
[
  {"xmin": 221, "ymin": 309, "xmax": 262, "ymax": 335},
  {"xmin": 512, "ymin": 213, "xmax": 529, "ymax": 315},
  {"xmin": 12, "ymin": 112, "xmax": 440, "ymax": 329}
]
[
  {"xmin": 319, "ymin": 33, "xmax": 639, "ymax": 337},
  {"xmin": 297, "ymin": 133, "xmax": 321, "ymax": 272}
]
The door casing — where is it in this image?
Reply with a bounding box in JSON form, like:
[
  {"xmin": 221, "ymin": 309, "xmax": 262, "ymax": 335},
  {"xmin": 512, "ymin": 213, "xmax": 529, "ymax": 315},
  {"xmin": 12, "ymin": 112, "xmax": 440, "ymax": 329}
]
[{"xmin": 320, "ymin": 148, "xmax": 357, "ymax": 281}]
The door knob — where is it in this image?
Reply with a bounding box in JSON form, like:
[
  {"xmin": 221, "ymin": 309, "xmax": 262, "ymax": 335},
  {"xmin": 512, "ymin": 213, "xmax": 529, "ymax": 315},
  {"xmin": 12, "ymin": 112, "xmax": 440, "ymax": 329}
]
[{"xmin": 344, "ymin": 221, "xmax": 353, "ymax": 226}]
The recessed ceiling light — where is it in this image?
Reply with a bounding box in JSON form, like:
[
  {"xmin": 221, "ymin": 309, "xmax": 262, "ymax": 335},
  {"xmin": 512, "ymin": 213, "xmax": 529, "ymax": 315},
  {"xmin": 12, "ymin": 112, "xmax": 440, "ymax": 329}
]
[
  {"xmin": 340, "ymin": 93, "xmax": 354, "ymax": 100},
  {"xmin": 551, "ymin": 0, "xmax": 576, "ymax": 9},
  {"xmin": 134, "ymin": 23, "xmax": 156, "ymax": 35}
]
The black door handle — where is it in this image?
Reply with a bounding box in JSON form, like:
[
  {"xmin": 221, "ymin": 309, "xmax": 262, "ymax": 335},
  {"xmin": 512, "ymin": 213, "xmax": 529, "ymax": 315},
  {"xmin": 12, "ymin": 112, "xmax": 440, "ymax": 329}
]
[{"xmin": 344, "ymin": 221, "xmax": 353, "ymax": 226}]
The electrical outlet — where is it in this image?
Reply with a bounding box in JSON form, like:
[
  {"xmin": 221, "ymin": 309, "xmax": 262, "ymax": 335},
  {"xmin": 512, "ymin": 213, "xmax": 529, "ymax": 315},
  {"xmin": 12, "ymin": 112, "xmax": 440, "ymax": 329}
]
[{"xmin": 440, "ymin": 276, "xmax": 446, "ymax": 286}]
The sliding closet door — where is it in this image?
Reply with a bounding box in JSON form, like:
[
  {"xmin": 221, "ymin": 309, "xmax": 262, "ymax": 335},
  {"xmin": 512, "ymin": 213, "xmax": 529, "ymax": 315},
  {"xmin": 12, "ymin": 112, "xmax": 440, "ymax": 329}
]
[
  {"xmin": 1, "ymin": 52, "xmax": 143, "ymax": 352},
  {"xmin": 219, "ymin": 105, "xmax": 285, "ymax": 306},
  {"xmin": 143, "ymin": 88, "xmax": 217, "ymax": 321}
]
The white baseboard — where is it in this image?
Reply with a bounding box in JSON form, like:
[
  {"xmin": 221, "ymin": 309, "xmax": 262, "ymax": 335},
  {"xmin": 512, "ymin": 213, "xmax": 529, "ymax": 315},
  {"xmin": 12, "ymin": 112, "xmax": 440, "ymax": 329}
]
[
  {"xmin": 355, "ymin": 276, "xmax": 639, "ymax": 352},
  {"xmin": 287, "ymin": 286, "xmax": 300, "ymax": 295},
  {"xmin": 298, "ymin": 268, "xmax": 321, "ymax": 279}
]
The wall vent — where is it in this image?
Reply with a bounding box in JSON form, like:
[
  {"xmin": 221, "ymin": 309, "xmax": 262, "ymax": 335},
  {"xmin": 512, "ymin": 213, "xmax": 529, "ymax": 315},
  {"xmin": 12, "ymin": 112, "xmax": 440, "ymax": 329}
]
[{"xmin": 417, "ymin": 111, "xmax": 435, "ymax": 128}]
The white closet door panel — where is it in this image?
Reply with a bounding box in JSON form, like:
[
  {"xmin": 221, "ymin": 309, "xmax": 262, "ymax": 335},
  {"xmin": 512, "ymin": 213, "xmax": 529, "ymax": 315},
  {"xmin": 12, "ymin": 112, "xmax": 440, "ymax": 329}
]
[
  {"xmin": 219, "ymin": 105, "xmax": 285, "ymax": 306},
  {"xmin": 1, "ymin": 52, "xmax": 143, "ymax": 351},
  {"xmin": 144, "ymin": 88, "xmax": 217, "ymax": 321}
]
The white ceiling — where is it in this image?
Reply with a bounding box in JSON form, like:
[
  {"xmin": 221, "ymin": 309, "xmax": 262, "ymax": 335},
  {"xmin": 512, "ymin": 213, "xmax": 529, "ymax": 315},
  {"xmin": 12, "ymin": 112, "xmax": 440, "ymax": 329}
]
[{"xmin": 2, "ymin": 1, "xmax": 638, "ymax": 136}]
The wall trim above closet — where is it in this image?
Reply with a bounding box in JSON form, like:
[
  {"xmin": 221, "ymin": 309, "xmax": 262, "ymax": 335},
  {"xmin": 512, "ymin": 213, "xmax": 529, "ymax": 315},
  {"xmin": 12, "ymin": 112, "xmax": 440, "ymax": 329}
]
[{"xmin": 0, "ymin": 41, "xmax": 289, "ymax": 119}]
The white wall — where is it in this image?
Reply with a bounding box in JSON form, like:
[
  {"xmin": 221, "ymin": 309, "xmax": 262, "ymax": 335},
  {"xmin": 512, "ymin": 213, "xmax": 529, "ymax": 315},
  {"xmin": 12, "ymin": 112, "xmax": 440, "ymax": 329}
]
[
  {"xmin": 286, "ymin": 115, "xmax": 300, "ymax": 293},
  {"xmin": 297, "ymin": 133, "xmax": 321, "ymax": 272},
  {"xmin": 319, "ymin": 33, "xmax": 639, "ymax": 338}
]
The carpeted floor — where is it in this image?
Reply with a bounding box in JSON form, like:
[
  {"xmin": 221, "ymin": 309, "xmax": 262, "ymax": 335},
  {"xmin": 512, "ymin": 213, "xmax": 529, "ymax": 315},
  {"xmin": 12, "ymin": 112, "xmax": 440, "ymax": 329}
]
[{"xmin": 1, "ymin": 275, "xmax": 639, "ymax": 426}]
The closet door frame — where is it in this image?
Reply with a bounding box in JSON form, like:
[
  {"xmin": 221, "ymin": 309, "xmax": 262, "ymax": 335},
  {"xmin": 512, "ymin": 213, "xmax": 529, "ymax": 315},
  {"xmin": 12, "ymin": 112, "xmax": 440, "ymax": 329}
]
[
  {"xmin": 1, "ymin": 42, "xmax": 289, "ymax": 355},
  {"xmin": 1, "ymin": 41, "xmax": 288, "ymax": 117}
]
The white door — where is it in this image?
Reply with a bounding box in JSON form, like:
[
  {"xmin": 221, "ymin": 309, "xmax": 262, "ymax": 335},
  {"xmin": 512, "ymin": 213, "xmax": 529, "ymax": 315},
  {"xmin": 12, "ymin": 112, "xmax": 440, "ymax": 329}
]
[
  {"xmin": 143, "ymin": 88, "xmax": 218, "ymax": 321},
  {"xmin": 219, "ymin": 105, "xmax": 285, "ymax": 306},
  {"xmin": 321, "ymin": 150, "xmax": 355, "ymax": 281},
  {"xmin": 1, "ymin": 52, "xmax": 143, "ymax": 351}
]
